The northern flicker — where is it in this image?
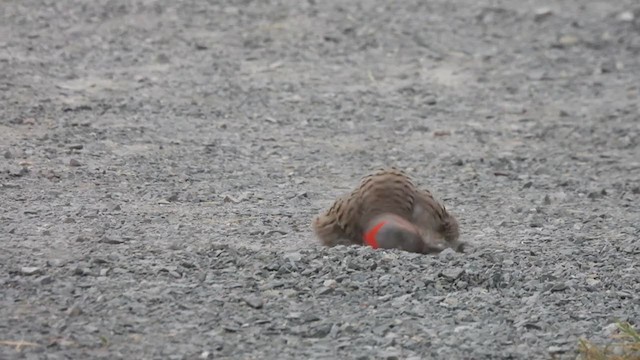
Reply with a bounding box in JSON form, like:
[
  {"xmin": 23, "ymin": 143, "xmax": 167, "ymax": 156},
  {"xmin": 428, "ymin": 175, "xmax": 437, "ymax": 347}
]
[{"xmin": 312, "ymin": 167, "xmax": 463, "ymax": 254}]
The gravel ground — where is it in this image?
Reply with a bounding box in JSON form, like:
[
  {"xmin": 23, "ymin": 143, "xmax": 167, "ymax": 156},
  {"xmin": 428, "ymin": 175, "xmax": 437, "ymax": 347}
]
[{"xmin": 1, "ymin": 0, "xmax": 639, "ymax": 359}]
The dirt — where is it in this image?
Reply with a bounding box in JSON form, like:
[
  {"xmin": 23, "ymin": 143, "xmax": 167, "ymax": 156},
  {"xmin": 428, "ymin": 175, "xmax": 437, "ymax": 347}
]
[{"xmin": 1, "ymin": 0, "xmax": 639, "ymax": 359}]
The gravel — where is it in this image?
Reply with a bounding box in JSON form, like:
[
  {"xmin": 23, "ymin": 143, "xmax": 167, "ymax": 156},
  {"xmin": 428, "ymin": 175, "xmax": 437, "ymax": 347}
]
[{"xmin": 1, "ymin": 0, "xmax": 639, "ymax": 359}]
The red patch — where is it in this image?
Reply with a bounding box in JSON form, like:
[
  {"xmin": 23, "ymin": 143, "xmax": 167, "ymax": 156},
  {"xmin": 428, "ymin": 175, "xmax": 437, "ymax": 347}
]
[{"xmin": 364, "ymin": 221, "xmax": 386, "ymax": 249}]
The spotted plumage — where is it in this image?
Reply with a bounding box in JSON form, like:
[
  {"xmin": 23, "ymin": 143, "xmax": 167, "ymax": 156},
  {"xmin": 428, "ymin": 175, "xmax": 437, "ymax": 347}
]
[{"xmin": 312, "ymin": 167, "xmax": 463, "ymax": 254}]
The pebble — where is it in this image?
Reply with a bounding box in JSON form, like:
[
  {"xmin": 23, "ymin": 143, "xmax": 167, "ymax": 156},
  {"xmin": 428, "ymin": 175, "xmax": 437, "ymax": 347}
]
[
  {"xmin": 617, "ymin": 11, "xmax": 634, "ymax": 22},
  {"xmin": 549, "ymin": 282, "xmax": 568, "ymax": 292},
  {"xmin": 438, "ymin": 248, "xmax": 458, "ymax": 261},
  {"xmin": 602, "ymin": 323, "xmax": 619, "ymax": 336},
  {"xmin": 440, "ymin": 296, "xmax": 460, "ymax": 308},
  {"xmin": 69, "ymin": 158, "xmax": 82, "ymax": 167},
  {"xmin": 284, "ymin": 252, "xmax": 302, "ymax": 262},
  {"xmin": 317, "ymin": 287, "xmax": 333, "ymax": 295},
  {"xmin": 67, "ymin": 305, "xmax": 82, "ymax": 316},
  {"xmin": 534, "ymin": 7, "xmax": 553, "ymax": 22},
  {"xmin": 100, "ymin": 236, "xmax": 124, "ymax": 244},
  {"xmin": 547, "ymin": 345, "xmax": 570, "ymax": 354},
  {"xmin": 74, "ymin": 267, "xmax": 92, "ymax": 276},
  {"xmin": 441, "ymin": 268, "xmax": 465, "ymax": 281},
  {"xmin": 323, "ymin": 279, "xmax": 338, "ymax": 288},
  {"xmin": 38, "ymin": 275, "xmax": 55, "ymax": 285},
  {"xmin": 586, "ymin": 278, "xmax": 600, "ymax": 287},
  {"xmin": 11, "ymin": 167, "xmax": 29, "ymax": 177},
  {"xmin": 21, "ymin": 267, "xmax": 42, "ymax": 276},
  {"xmin": 308, "ymin": 323, "xmax": 332, "ymax": 338},
  {"xmin": 243, "ymin": 296, "xmax": 264, "ymax": 309},
  {"xmin": 557, "ymin": 35, "xmax": 579, "ymax": 47}
]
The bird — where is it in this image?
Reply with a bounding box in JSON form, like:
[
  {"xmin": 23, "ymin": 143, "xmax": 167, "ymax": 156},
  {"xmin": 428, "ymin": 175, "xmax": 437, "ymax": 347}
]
[{"xmin": 312, "ymin": 167, "xmax": 463, "ymax": 254}]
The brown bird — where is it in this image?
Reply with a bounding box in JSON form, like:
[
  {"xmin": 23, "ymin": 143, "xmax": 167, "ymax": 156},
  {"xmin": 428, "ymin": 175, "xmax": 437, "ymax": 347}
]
[{"xmin": 312, "ymin": 167, "xmax": 463, "ymax": 254}]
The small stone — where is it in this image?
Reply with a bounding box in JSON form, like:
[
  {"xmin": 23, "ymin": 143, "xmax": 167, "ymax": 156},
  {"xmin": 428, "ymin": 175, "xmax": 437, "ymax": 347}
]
[
  {"xmin": 286, "ymin": 312, "xmax": 302, "ymax": 319},
  {"xmin": 441, "ymin": 268, "xmax": 465, "ymax": 281},
  {"xmin": 586, "ymin": 278, "xmax": 600, "ymax": 287},
  {"xmin": 440, "ymin": 296, "xmax": 460, "ymax": 308},
  {"xmin": 548, "ymin": 345, "xmax": 569, "ymax": 354},
  {"xmin": 84, "ymin": 325, "xmax": 99, "ymax": 333},
  {"xmin": 76, "ymin": 236, "xmax": 89, "ymax": 242},
  {"xmin": 523, "ymin": 293, "xmax": 540, "ymax": 306},
  {"xmin": 284, "ymin": 252, "xmax": 302, "ymax": 262},
  {"xmin": 74, "ymin": 267, "xmax": 92, "ymax": 276},
  {"xmin": 100, "ymin": 236, "xmax": 124, "ymax": 244},
  {"xmin": 391, "ymin": 294, "xmax": 412, "ymax": 306},
  {"xmin": 47, "ymin": 259, "xmax": 64, "ymax": 267},
  {"xmin": 3, "ymin": 150, "xmax": 12, "ymax": 159},
  {"xmin": 112, "ymin": 204, "xmax": 121, "ymax": 211},
  {"xmin": 167, "ymin": 193, "xmax": 179, "ymax": 202},
  {"xmin": 557, "ymin": 35, "xmax": 579, "ymax": 47},
  {"xmin": 67, "ymin": 305, "xmax": 82, "ymax": 316},
  {"xmin": 243, "ymin": 296, "xmax": 264, "ymax": 309},
  {"xmin": 455, "ymin": 310, "xmax": 474, "ymax": 322},
  {"xmin": 317, "ymin": 287, "xmax": 333, "ymax": 295},
  {"xmin": 69, "ymin": 159, "xmax": 82, "ymax": 167},
  {"xmin": 68, "ymin": 144, "xmax": 84, "ymax": 150},
  {"xmin": 534, "ymin": 7, "xmax": 553, "ymax": 22},
  {"xmin": 527, "ymin": 70, "xmax": 546, "ymax": 81},
  {"xmin": 381, "ymin": 253, "xmax": 398, "ymax": 262},
  {"xmin": 180, "ymin": 261, "xmax": 196, "ymax": 269},
  {"xmin": 616, "ymin": 291, "xmax": 632, "ymax": 299},
  {"xmin": 99, "ymin": 268, "xmax": 110, "ymax": 277},
  {"xmin": 64, "ymin": 217, "xmax": 76, "ymax": 224},
  {"xmin": 38, "ymin": 276, "xmax": 55, "ymax": 285},
  {"xmin": 543, "ymin": 194, "xmax": 551, "ymax": 205},
  {"xmin": 617, "ymin": 11, "xmax": 634, "ymax": 22},
  {"xmin": 433, "ymin": 130, "xmax": 451, "ymax": 137},
  {"xmin": 323, "ymin": 279, "xmax": 338, "ymax": 288},
  {"xmin": 587, "ymin": 191, "xmax": 601, "ymax": 199},
  {"xmin": 223, "ymin": 195, "xmax": 240, "ymax": 203},
  {"xmin": 380, "ymin": 347, "xmax": 402, "ymax": 360},
  {"xmin": 42, "ymin": 229, "xmax": 51, "ymax": 236},
  {"xmin": 529, "ymin": 221, "xmax": 543, "ymax": 228},
  {"xmin": 11, "ymin": 167, "xmax": 29, "ymax": 177},
  {"xmin": 223, "ymin": 325, "xmax": 239, "ymax": 332},
  {"xmin": 549, "ymin": 282, "xmax": 568, "ymax": 292},
  {"xmin": 438, "ymin": 247, "xmax": 457, "ymax": 261},
  {"xmin": 308, "ymin": 323, "xmax": 332, "ymax": 338},
  {"xmin": 482, "ymin": 227, "xmax": 496, "ymax": 234},
  {"xmin": 602, "ymin": 323, "xmax": 619, "ymax": 336},
  {"xmin": 21, "ymin": 267, "xmax": 42, "ymax": 276}
]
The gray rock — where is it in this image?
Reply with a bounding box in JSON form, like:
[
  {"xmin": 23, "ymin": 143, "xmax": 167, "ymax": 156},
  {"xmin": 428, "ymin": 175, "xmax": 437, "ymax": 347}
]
[
  {"xmin": 441, "ymin": 268, "xmax": 465, "ymax": 281},
  {"xmin": 20, "ymin": 267, "xmax": 42, "ymax": 276},
  {"xmin": 243, "ymin": 296, "xmax": 264, "ymax": 309}
]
